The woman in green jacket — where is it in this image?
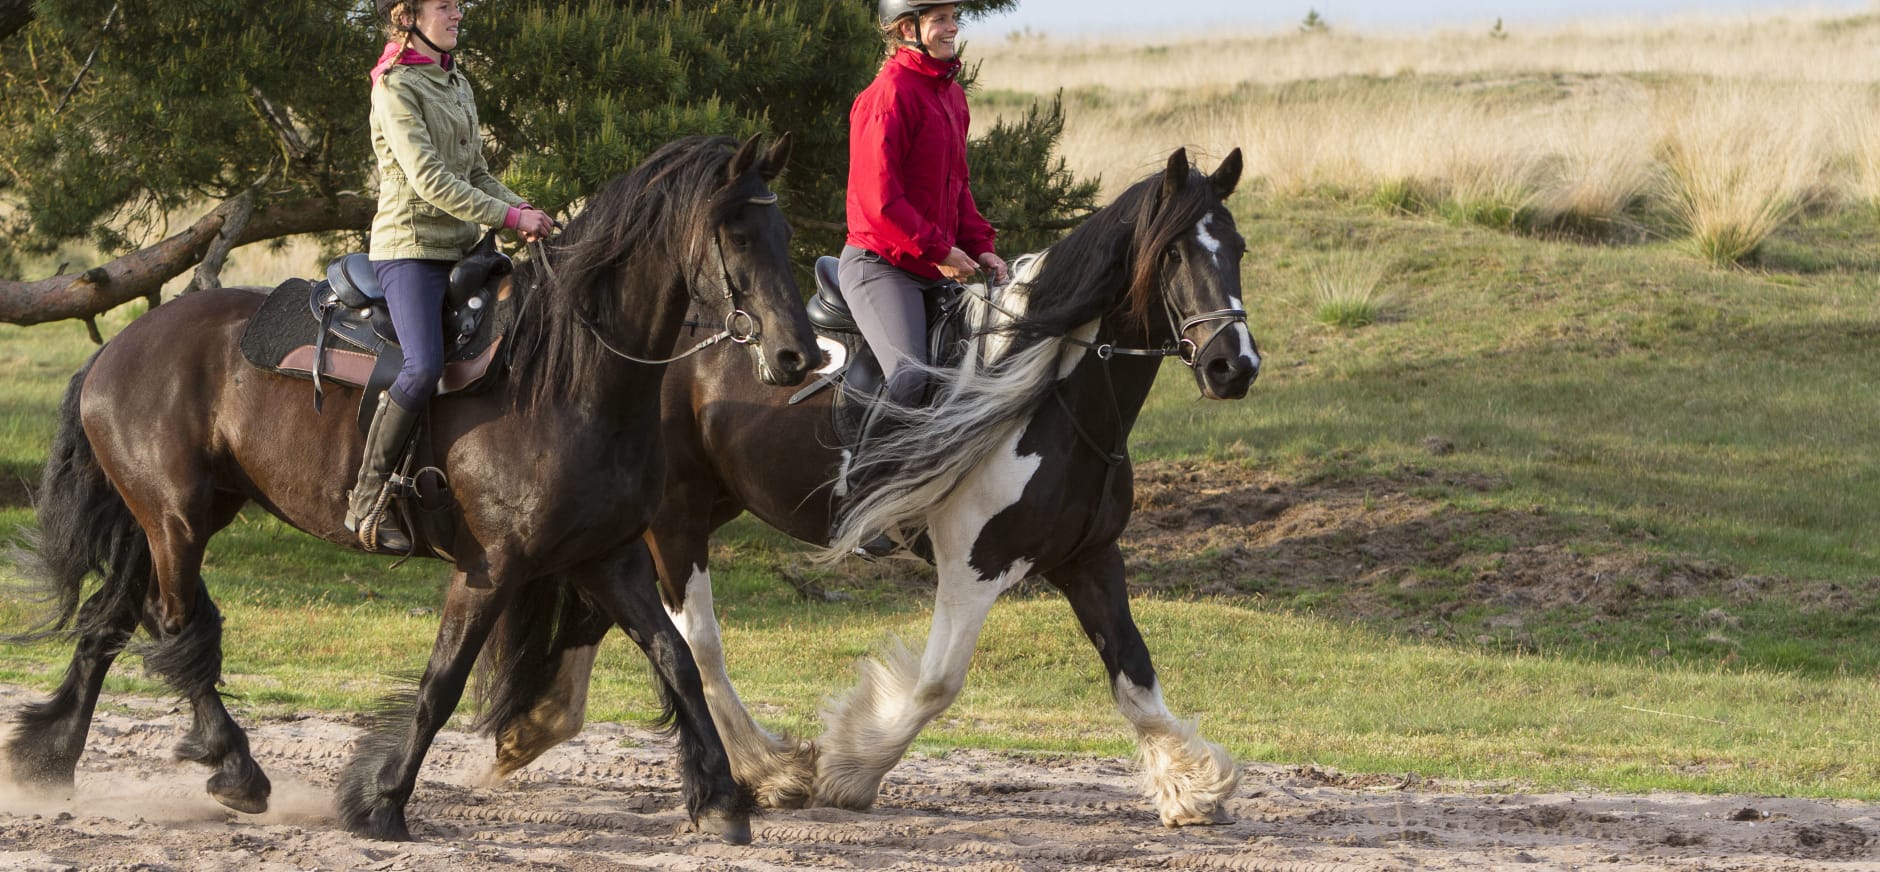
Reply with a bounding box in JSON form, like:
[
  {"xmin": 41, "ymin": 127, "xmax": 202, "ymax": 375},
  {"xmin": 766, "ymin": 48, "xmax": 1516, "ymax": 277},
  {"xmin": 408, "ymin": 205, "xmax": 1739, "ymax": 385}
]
[{"xmin": 349, "ymin": 0, "xmax": 555, "ymax": 552}]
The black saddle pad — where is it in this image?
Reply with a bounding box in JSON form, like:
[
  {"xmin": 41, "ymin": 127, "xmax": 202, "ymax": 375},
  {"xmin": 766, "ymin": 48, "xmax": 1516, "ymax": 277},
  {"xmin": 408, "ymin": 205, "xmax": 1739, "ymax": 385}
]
[{"xmin": 238, "ymin": 277, "xmax": 516, "ymax": 396}]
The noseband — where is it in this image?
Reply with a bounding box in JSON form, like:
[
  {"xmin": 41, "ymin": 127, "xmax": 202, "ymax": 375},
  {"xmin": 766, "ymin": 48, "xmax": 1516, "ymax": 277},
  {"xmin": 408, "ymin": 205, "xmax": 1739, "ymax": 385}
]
[{"xmin": 553, "ymin": 190, "xmax": 778, "ymax": 366}]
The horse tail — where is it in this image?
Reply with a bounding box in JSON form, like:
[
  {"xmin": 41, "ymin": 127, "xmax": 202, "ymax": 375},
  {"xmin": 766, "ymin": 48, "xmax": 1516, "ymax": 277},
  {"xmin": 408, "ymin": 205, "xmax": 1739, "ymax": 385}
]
[
  {"xmin": 822, "ymin": 285, "xmax": 1072, "ymax": 562},
  {"xmin": 473, "ymin": 575, "xmax": 570, "ymax": 736},
  {"xmin": 5, "ymin": 357, "xmax": 152, "ymax": 642}
]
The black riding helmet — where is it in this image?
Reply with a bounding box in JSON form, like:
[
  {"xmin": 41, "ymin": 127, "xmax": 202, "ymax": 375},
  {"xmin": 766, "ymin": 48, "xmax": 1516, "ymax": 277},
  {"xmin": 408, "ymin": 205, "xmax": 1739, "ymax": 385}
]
[{"xmin": 879, "ymin": 0, "xmax": 961, "ymax": 56}]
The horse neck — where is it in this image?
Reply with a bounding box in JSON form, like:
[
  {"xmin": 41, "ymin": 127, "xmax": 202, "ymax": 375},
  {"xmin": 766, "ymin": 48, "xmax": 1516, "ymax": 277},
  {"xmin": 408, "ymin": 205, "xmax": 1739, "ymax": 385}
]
[
  {"xmin": 596, "ymin": 273, "xmax": 694, "ymax": 410},
  {"xmin": 1055, "ymin": 318, "xmax": 1166, "ymax": 445}
]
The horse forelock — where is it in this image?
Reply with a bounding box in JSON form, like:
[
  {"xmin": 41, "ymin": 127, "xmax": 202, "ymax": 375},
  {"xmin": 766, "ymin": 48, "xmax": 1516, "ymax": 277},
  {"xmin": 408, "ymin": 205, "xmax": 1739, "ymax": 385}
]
[
  {"xmin": 1005, "ymin": 168, "xmax": 1222, "ymax": 344},
  {"xmin": 1123, "ymin": 170, "xmax": 1223, "ymax": 333}
]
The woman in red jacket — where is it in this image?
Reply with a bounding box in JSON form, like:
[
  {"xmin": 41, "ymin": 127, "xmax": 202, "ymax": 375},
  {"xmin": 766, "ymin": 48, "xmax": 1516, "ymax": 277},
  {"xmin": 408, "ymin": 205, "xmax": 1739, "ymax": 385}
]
[{"xmin": 840, "ymin": 0, "xmax": 1009, "ymax": 411}]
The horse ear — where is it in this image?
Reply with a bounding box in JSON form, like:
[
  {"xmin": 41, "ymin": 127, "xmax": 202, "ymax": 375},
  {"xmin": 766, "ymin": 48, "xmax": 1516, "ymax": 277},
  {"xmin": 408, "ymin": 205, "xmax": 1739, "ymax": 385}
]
[
  {"xmin": 1210, "ymin": 148, "xmax": 1243, "ymax": 200},
  {"xmin": 728, "ymin": 133, "xmax": 763, "ymax": 183},
  {"xmin": 759, "ymin": 132, "xmax": 793, "ymax": 183},
  {"xmin": 1161, "ymin": 147, "xmax": 1190, "ymax": 201}
]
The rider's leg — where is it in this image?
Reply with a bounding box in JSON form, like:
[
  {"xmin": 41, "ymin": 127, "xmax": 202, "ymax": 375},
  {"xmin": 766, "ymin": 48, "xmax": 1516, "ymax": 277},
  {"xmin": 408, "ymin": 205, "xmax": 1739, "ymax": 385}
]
[
  {"xmin": 345, "ymin": 258, "xmax": 449, "ymax": 553},
  {"xmin": 838, "ymin": 245, "xmax": 932, "ymax": 406},
  {"xmin": 836, "ymin": 247, "xmax": 933, "ymax": 556}
]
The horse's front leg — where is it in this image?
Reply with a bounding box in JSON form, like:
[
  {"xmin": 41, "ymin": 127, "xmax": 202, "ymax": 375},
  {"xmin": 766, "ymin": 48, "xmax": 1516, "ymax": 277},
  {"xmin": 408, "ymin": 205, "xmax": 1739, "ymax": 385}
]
[
  {"xmin": 568, "ymin": 540, "xmax": 751, "ymax": 844},
  {"xmin": 659, "ymin": 531, "xmax": 818, "ymax": 810},
  {"xmin": 812, "ymin": 553, "xmax": 1023, "ymax": 810},
  {"xmin": 337, "ymin": 565, "xmax": 517, "ymax": 841},
  {"xmin": 1045, "ymin": 543, "xmax": 1240, "ymax": 826}
]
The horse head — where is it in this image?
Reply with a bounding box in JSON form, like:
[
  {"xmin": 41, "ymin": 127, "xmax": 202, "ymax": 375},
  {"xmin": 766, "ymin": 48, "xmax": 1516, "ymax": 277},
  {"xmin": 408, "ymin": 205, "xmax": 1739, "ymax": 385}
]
[
  {"xmin": 694, "ymin": 133, "xmax": 818, "ymax": 387},
  {"xmin": 1128, "ymin": 147, "xmax": 1261, "ymax": 400}
]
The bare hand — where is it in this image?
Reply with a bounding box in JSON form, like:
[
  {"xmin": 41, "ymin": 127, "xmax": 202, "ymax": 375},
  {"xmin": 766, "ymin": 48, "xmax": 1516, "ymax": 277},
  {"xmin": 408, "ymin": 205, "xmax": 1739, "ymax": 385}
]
[
  {"xmin": 976, "ymin": 251, "xmax": 1009, "ymax": 285},
  {"xmin": 516, "ymin": 208, "xmax": 556, "ymax": 243},
  {"xmin": 936, "ymin": 247, "xmax": 979, "ymax": 280}
]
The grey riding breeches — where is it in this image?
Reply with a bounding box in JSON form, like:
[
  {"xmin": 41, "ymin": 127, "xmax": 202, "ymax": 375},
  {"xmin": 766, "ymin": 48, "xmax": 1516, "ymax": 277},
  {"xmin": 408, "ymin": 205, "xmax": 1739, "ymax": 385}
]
[{"xmin": 838, "ymin": 245, "xmax": 939, "ymax": 407}]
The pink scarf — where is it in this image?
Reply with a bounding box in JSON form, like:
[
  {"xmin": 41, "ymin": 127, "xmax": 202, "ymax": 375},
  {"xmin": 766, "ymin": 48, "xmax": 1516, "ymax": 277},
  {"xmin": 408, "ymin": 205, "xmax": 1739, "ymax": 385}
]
[{"xmin": 369, "ymin": 41, "xmax": 451, "ymax": 84}]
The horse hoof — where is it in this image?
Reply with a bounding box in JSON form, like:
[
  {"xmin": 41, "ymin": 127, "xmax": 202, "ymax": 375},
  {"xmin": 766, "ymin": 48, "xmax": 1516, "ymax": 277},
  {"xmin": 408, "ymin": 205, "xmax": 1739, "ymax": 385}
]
[
  {"xmin": 345, "ymin": 805, "xmax": 414, "ymax": 842},
  {"xmin": 208, "ymin": 767, "xmax": 272, "ymax": 815},
  {"xmin": 698, "ymin": 810, "xmax": 752, "ymax": 846}
]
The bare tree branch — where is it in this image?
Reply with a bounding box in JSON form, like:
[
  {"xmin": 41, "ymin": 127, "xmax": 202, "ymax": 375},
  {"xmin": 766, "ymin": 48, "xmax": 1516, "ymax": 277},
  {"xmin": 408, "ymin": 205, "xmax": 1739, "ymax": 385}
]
[
  {"xmin": 0, "ymin": 193, "xmax": 374, "ymax": 326},
  {"xmin": 250, "ymin": 87, "xmax": 312, "ymax": 163},
  {"xmin": 182, "ymin": 188, "xmax": 257, "ymax": 295}
]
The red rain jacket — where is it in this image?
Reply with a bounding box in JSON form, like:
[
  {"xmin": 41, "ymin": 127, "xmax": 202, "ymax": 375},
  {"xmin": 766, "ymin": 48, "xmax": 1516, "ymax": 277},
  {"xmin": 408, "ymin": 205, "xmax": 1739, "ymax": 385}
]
[{"xmin": 845, "ymin": 49, "xmax": 997, "ymax": 280}]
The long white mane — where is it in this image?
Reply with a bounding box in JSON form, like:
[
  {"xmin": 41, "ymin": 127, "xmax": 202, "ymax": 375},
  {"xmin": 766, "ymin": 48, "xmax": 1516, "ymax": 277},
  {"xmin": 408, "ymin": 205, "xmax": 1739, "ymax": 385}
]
[{"xmin": 822, "ymin": 252, "xmax": 1099, "ymax": 560}]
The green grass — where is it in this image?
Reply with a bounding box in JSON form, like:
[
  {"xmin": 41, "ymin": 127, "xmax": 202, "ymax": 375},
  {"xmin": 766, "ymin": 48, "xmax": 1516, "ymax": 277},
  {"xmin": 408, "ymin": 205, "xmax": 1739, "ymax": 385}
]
[{"xmin": 2, "ymin": 192, "xmax": 1879, "ymax": 800}]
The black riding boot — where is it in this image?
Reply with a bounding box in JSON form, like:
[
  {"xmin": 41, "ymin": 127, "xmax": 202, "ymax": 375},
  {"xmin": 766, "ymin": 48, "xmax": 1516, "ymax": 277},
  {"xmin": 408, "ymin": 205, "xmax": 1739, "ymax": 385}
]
[
  {"xmin": 344, "ymin": 393, "xmax": 418, "ymax": 554},
  {"xmin": 842, "ymin": 400, "xmax": 907, "ymax": 558}
]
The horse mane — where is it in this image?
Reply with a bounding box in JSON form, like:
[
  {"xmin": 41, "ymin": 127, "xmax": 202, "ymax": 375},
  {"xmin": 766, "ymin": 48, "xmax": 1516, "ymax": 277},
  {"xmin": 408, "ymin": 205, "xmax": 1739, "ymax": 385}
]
[
  {"xmin": 822, "ymin": 165, "xmax": 1228, "ymax": 560},
  {"xmin": 507, "ymin": 135, "xmax": 755, "ymax": 410},
  {"xmin": 998, "ymin": 166, "xmax": 1225, "ymax": 343}
]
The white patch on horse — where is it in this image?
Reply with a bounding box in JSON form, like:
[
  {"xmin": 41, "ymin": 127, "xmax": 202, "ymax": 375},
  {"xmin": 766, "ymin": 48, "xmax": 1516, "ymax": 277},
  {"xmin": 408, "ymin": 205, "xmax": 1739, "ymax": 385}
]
[
  {"xmin": 1114, "ymin": 673, "xmax": 1242, "ymax": 827},
  {"xmin": 668, "ymin": 564, "xmax": 819, "ymax": 808},
  {"xmin": 1195, "ymin": 213, "xmax": 1223, "ymax": 266},
  {"xmin": 834, "ymin": 448, "xmax": 852, "ymax": 497},
  {"xmin": 931, "ymin": 424, "xmax": 1041, "ymax": 567},
  {"xmin": 815, "ymin": 438, "xmax": 1040, "ymax": 809},
  {"xmin": 1228, "ymin": 294, "xmax": 1260, "ymax": 370},
  {"xmin": 1060, "ymin": 318, "xmax": 1101, "ymax": 379},
  {"xmin": 814, "ymin": 336, "xmax": 848, "ymax": 375}
]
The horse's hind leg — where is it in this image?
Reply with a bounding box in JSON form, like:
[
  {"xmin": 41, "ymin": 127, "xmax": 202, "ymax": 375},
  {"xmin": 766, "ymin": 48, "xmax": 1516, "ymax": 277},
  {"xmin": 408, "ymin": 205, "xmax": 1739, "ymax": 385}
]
[
  {"xmin": 1044, "ymin": 543, "xmax": 1239, "ymax": 826},
  {"xmin": 137, "ymin": 493, "xmax": 271, "ymax": 814},
  {"xmin": 6, "ymin": 571, "xmax": 149, "ymax": 791},
  {"xmin": 569, "ymin": 542, "xmax": 751, "ymax": 844},
  {"xmin": 483, "ymin": 590, "xmax": 612, "ymax": 783}
]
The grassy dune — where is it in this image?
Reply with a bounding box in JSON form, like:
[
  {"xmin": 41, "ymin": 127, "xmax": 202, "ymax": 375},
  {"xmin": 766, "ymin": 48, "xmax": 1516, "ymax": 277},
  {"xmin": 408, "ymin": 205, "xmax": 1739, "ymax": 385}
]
[{"xmin": 0, "ymin": 9, "xmax": 1877, "ymax": 799}]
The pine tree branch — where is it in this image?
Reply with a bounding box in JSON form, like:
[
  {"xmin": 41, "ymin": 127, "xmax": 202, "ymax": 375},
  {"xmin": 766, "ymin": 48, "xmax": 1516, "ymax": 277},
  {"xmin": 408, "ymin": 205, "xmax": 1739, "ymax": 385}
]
[
  {"xmin": 0, "ymin": 193, "xmax": 374, "ymax": 327},
  {"xmin": 55, "ymin": 2, "xmax": 118, "ymax": 115},
  {"xmin": 0, "ymin": 0, "xmax": 32, "ymax": 44}
]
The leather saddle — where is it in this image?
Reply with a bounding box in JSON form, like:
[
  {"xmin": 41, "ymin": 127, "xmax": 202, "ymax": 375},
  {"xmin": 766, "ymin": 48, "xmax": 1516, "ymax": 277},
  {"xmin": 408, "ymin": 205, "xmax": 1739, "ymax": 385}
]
[
  {"xmin": 794, "ymin": 254, "xmax": 971, "ymax": 447},
  {"xmin": 238, "ymin": 232, "xmax": 515, "ymax": 434}
]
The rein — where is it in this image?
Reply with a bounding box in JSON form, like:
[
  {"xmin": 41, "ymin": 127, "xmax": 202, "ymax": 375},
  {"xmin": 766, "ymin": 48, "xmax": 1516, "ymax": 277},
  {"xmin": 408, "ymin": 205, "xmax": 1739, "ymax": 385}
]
[{"xmin": 540, "ymin": 190, "xmax": 776, "ymax": 367}]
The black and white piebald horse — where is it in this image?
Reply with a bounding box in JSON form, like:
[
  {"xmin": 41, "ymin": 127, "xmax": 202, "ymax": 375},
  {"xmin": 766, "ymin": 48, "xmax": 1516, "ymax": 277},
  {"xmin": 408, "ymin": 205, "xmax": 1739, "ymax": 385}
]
[{"xmin": 475, "ymin": 148, "xmax": 1260, "ymax": 826}]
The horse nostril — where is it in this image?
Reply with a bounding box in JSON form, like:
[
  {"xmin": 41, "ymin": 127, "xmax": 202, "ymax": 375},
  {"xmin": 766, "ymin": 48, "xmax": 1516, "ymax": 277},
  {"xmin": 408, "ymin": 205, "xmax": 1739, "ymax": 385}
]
[
  {"xmin": 1207, "ymin": 359, "xmax": 1234, "ymax": 378},
  {"xmin": 776, "ymin": 349, "xmax": 806, "ymax": 373}
]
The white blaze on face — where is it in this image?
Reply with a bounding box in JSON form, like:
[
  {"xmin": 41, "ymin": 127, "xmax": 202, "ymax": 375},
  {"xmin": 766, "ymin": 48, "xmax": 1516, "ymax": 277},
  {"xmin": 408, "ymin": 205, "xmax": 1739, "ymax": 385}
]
[
  {"xmin": 1228, "ymin": 294, "xmax": 1260, "ymax": 370},
  {"xmin": 1193, "ymin": 213, "xmax": 1259, "ymax": 371},
  {"xmin": 1194, "ymin": 213, "xmax": 1223, "ymax": 267}
]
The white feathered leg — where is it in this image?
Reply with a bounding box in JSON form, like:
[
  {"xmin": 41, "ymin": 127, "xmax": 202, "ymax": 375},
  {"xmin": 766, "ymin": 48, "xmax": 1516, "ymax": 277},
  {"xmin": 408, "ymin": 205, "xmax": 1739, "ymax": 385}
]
[
  {"xmin": 1116, "ymin": 674, "xmax": 1240, "ymax": 826},
  {"xmin": 669, "ymin": 566, "xmax": 818, "ymax": 808}
]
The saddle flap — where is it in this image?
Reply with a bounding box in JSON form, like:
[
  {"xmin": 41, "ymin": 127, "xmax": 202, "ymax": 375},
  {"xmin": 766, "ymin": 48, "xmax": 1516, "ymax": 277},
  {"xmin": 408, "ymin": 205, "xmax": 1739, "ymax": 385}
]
[
  {"xmin": 327, "ymin": 253, "xmax": 384, "ymax": 309},
  {"xmin": 806, "ymin": 255, "xmax": 857, "ymax": 333}
]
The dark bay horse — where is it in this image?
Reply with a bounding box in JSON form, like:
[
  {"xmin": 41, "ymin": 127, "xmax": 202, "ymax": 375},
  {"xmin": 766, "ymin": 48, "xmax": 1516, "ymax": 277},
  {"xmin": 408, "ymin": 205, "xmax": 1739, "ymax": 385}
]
[
  {"xmin": 477, "ymin": 148, "xmax": 1260, "ymax": 826},
  {"xmin": 4, "ymin": 135, "xmax": 817, "ymax": 842}
]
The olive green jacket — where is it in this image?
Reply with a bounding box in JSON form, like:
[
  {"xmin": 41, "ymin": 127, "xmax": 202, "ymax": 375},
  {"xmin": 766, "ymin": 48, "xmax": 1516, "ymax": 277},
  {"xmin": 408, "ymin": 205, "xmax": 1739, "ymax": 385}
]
[{"xmin": 368, "ymin": 61, "xmax": 522, "ymax": 261}]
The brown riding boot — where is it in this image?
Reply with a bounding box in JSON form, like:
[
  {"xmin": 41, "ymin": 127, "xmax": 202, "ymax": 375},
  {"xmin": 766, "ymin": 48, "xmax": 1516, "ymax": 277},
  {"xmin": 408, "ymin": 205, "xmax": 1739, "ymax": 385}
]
[{"xmin": 344, "ymin": 393, "xmax": 419, "ymax": 553}]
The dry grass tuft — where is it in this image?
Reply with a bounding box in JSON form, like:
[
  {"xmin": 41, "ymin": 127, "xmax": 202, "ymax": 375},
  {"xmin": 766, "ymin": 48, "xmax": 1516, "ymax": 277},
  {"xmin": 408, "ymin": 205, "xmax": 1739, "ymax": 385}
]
[{"xmin": 1655, "ymin": 85, "xmax": 1832, "ymax": 266}]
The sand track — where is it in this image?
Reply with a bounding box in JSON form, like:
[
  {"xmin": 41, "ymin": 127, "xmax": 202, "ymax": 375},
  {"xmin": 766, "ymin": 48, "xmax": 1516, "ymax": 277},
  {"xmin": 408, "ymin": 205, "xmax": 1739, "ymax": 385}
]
[{"xmin": 0, "ymin": 685, "xmax": 1873, "ymax": 870}]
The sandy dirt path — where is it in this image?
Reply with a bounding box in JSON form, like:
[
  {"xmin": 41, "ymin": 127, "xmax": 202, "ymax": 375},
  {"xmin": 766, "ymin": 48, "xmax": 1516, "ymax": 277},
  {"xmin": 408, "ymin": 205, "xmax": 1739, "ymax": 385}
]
[{"xmin": 0, "ymin": 685, "xmax": 1873, "ymax": 871}]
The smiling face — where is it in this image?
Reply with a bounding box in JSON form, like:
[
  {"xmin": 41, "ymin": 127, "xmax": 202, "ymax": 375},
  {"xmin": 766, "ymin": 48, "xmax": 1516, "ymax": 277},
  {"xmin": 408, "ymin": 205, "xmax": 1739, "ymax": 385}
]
[
  {"xmin": 901, "ymin": 4, "xmax": 961, "ymax": 61},
  {"xmin": 404, "ymin": 0, "xmax": 462, "ymax": 55}
]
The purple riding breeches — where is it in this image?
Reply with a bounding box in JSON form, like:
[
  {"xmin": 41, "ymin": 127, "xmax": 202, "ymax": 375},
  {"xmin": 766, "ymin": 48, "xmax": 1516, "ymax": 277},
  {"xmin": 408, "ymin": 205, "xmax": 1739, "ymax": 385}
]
[{"xmin": 370, "ymin": 258, "xmax": 453, "ymax": 411}]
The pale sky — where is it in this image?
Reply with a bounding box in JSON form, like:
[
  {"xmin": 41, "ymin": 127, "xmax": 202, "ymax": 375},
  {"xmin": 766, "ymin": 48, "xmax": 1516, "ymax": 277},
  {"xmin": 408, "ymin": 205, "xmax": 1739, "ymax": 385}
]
[{"xmin": 980, "ymin": 0, "xmax": 1870, "ymax": 35}]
